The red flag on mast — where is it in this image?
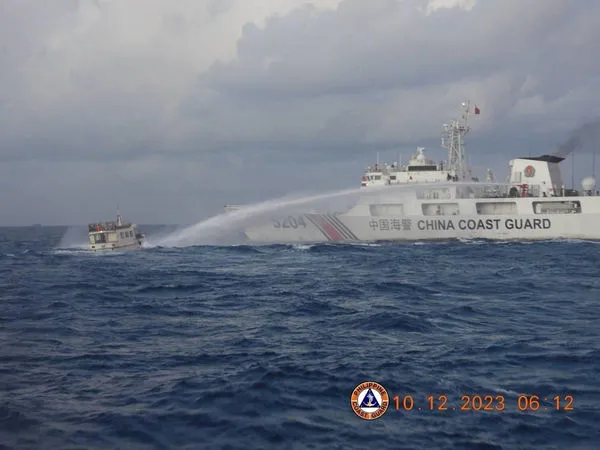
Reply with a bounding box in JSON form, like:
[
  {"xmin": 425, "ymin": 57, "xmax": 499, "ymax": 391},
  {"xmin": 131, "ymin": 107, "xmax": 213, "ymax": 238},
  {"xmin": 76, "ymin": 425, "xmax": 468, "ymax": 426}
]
[{"xmin": 474, "ymin": 105, "xmax": 480, "ymax": 115}]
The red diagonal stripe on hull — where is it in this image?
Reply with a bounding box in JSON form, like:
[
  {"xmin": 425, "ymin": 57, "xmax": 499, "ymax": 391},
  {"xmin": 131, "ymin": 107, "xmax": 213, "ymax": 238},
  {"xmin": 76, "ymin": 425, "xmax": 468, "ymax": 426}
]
[
  {"xmin": 320, "ymin": 222, "xmax": 343, "ymax": 240},
  {"xmin": 327, "ymin": 214, "xmax": 357, "ymax": 240}
]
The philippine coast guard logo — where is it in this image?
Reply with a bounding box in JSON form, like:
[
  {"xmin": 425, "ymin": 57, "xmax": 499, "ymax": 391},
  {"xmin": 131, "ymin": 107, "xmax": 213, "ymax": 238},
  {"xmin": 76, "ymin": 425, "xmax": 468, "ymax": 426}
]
[{"xmin": 350, "ymin": 381, "xmax": 389, "ymax": 420}]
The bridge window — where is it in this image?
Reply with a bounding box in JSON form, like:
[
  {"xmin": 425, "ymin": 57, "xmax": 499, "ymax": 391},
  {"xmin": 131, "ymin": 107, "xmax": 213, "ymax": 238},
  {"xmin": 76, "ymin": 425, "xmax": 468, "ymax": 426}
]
[{"xmin": 408, "ymin": 165, "xmax": 437, "ymax": 171}]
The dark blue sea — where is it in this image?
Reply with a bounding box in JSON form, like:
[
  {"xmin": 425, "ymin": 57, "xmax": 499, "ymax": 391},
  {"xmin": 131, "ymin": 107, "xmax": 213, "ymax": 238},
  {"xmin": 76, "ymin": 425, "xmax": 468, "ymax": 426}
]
[{"xmin": 1, "ymin": 225, "xmax": 599, "ymax": 449}]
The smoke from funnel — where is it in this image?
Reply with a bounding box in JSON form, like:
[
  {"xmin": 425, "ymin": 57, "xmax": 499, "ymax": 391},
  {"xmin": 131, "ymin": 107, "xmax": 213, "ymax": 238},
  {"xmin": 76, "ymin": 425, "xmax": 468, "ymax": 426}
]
[{"xmin": 553, "ymin": 118, "xmax": 600, "ymax": 158}]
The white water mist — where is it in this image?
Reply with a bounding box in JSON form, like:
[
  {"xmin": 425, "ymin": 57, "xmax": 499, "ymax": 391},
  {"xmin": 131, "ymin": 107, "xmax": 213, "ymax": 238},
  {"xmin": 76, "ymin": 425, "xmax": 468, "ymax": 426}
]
[
  {"xmin": 153, "ymin": 182, "xmax": 504, "ymax": 247},
  {"xmin": 155, "ymin": 186, "xmax": 390, "ymax": 247}
]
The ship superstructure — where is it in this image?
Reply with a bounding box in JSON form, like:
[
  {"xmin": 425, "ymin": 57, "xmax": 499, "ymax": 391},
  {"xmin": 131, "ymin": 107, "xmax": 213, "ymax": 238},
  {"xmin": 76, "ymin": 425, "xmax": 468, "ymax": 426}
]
[
  {"xmin": 88, "ymin": 214, "xmax": 146, "ymax": 251},
  {"xmin": 361, "ymin": 101, "xmax": 477, "ymax": 188},
  {"xmin": 226, "ymin": 101, "xmax": 600, "ymax": 243}
]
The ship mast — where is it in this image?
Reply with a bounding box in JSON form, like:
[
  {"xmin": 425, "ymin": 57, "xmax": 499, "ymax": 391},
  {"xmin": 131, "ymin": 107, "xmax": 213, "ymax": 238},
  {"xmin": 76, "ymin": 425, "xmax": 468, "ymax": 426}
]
[{"xmin": 441, "ymin": 101, "xmax": 472, "ymax": 181}]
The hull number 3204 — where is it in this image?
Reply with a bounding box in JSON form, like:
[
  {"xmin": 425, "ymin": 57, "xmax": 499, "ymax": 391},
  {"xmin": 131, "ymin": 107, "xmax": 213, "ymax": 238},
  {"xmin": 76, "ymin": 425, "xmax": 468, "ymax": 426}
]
[{"xmin": 272, "ymin": 216, "xmax": 308, "ymax": 229}]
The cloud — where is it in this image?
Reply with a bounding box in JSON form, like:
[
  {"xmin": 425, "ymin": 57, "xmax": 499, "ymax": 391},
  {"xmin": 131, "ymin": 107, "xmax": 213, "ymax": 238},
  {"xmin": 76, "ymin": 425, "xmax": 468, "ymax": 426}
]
[
  {"xmin": 0, "ymin": 0, "xmax": 599, "ymax": 225},
  {"xmin": 179, "ymin": 0, "xmax": 600, "ymax": 151},
  {"xmin": 425, "ymin": 0, "xmax": 476, "ymax": 14}
]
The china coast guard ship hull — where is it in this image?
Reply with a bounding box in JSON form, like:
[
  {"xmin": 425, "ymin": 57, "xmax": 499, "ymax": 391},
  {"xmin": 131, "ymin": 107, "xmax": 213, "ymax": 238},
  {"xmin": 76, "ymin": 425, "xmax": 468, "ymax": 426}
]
[{"xmin": 227, "ymin": 102, "xmax": 600, "ymax": 243}]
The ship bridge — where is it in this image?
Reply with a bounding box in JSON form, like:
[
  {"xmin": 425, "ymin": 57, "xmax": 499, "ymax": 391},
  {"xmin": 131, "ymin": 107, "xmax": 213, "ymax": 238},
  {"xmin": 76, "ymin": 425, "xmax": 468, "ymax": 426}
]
[{"xmin": 361, "ymin": 147, "xmax": 455, "ymax": 187}]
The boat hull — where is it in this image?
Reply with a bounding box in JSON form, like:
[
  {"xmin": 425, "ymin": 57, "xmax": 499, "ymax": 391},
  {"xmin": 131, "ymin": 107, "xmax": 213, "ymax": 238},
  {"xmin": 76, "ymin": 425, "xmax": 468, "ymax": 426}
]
[
  {"xmin": 243, "ymin": 212, "xmax": 600, "ymax": 243},
  {"xmin": 89, "ymin": 241, "xmax": 144, "ymax": 252}
]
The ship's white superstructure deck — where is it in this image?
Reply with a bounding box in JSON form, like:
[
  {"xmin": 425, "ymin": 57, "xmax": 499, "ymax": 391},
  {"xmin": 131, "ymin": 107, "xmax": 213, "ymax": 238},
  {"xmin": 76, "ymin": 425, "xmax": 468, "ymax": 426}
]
[
  {"xmin": 88, "ymin": 214, "xmax": 145, "ymax": 251},
  {"xmin": 228, "ymin": 101, "xmax": 600, "ymax": 243}
]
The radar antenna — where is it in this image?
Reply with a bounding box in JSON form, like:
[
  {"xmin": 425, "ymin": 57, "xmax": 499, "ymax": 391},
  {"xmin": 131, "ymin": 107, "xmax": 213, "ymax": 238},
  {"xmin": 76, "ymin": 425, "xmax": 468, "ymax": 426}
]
[{"xmin": 441, "ymin": 101, "xmax": 476, "ymax": 181}]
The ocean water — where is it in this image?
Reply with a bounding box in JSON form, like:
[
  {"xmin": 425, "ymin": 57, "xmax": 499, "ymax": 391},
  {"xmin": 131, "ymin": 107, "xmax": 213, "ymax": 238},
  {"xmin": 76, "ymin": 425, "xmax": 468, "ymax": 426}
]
[{"xmin": 1, "ymin": 225, "xmax": 599, "ymax": 449}]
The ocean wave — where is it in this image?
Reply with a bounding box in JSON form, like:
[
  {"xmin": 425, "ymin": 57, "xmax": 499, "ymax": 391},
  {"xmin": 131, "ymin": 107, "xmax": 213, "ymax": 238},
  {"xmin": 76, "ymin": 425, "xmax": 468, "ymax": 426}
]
[{"xmin": 1, "ymin": 228, "xmax": 599, "ymax": 449}]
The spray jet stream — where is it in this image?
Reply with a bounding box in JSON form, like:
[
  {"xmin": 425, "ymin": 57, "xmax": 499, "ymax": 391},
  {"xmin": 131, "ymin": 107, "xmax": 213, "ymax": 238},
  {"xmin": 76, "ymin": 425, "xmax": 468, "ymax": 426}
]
[
  {"xmin": 153, "ymin": 182, "xmax": 509, "ymax": 247},
  {"xmin": 155, "ymin": 185, "xmax": 386, "ymax": 247}
]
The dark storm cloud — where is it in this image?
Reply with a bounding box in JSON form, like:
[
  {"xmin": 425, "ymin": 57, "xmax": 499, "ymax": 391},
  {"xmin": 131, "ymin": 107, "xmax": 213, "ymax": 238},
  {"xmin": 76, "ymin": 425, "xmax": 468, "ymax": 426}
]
[
  {"xmin": 184, "ymin": 0, "xmax": 600, "ymax": 158},
  {"xmin": 202, "ymin": 0, "xmax": 569, "ymax": 98},
  {"xmin": 1, "ymin": 0, "xmax": 600, "ymax": 225}
]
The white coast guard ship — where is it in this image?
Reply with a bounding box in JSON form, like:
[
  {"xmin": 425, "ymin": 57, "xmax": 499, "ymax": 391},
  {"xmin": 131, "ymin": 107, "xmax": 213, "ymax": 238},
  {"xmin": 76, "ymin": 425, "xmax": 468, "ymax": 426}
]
[
  {"xmin": 226, "ymin": 101, "xmax": 600, "ymax": 243},
  {"xmin": 88, "ymin": 214, "xmax": 145, "ymax": 251}
]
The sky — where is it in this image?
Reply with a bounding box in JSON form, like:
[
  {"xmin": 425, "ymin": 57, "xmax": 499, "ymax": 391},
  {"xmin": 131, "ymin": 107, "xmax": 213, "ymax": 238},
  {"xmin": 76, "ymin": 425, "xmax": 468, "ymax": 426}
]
[{"xmin": 1, "ymin": 0, "xmax": 600, "ymax": 225}]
